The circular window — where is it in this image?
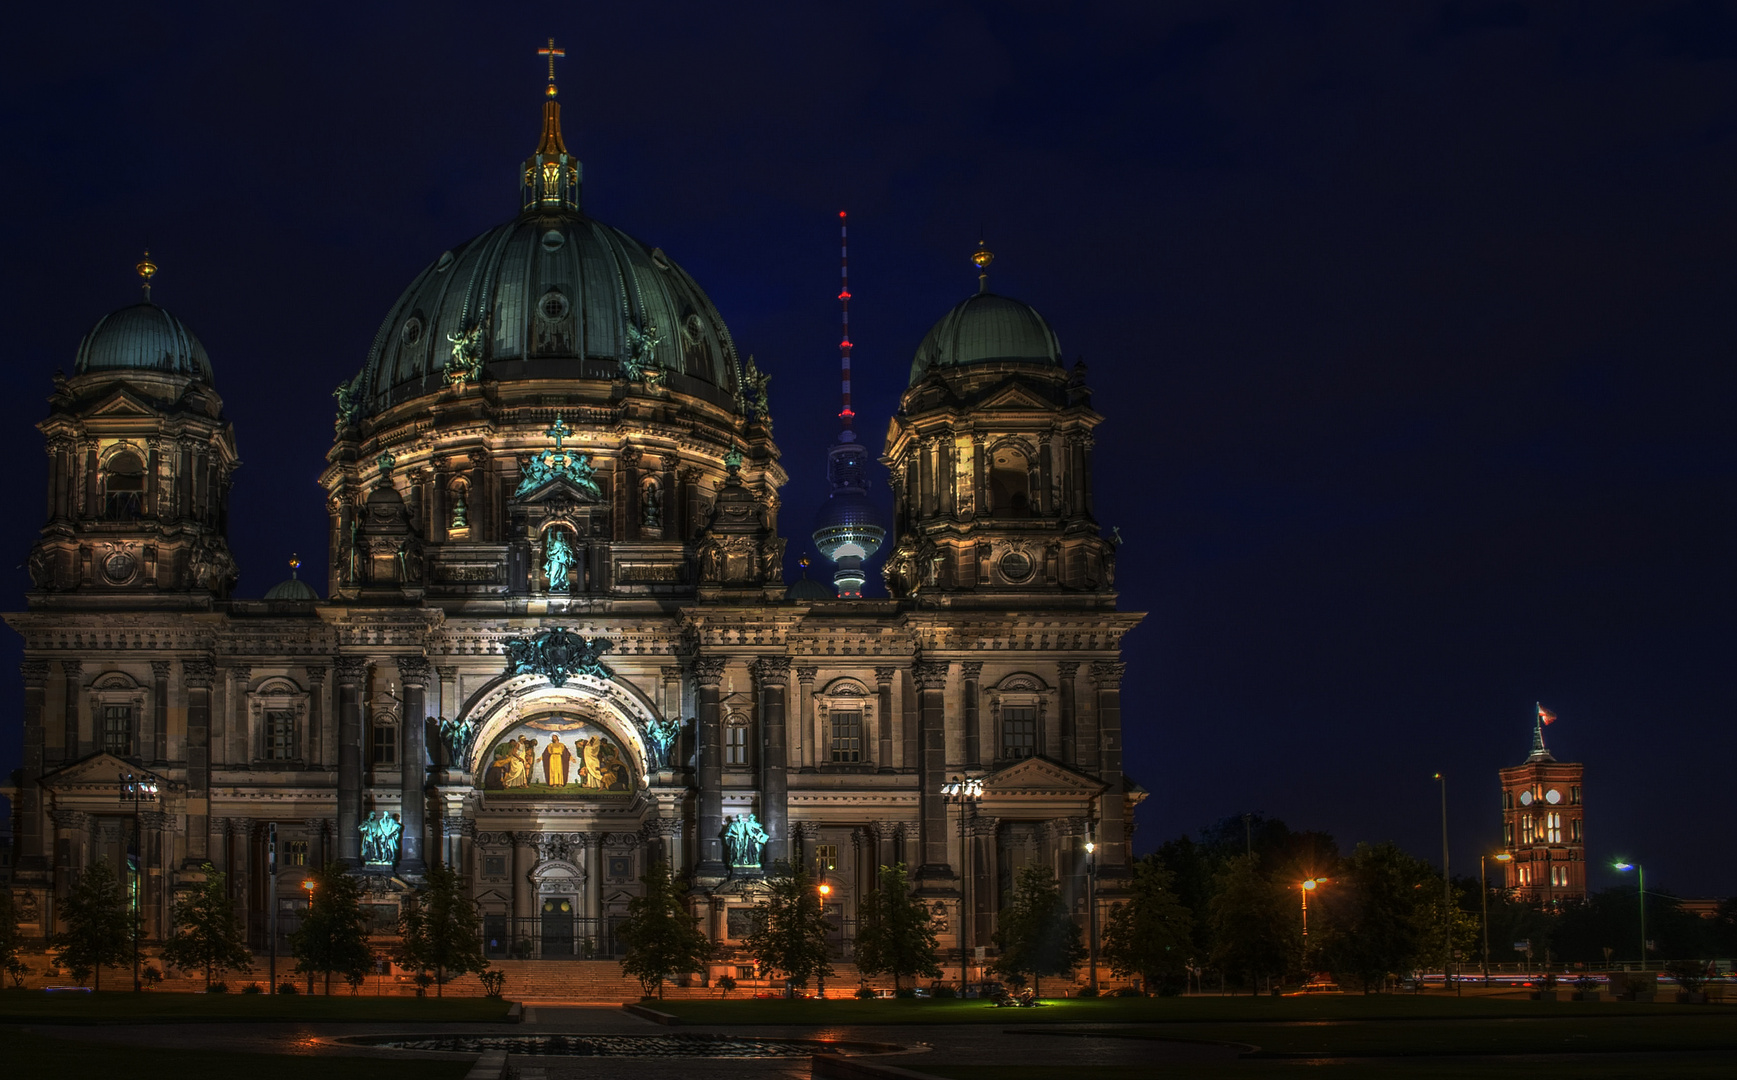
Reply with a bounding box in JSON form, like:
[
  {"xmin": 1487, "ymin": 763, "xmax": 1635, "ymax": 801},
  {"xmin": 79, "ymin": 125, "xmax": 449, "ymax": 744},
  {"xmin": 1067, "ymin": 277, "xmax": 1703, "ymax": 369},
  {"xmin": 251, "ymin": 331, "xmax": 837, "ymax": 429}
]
[
  {"xmin": 683, "ymin": 313, "xmax": 705, "ymax": 342},
  {"xmin": 103, "ymin": 551, "xmax": 136, "ymax": 585},
  {"xmin": 434, "ymin": 251, "xmax": 455, "ymax": 272},
  {"xmin": 401, "ymin": 317, "xmax": 423, "ymax": 346},
  {"xmin": 1544, "ymin": 788, "xmax": 1561, "ymax": 805},
  {"xmin": 998, "ymin": 550, "xmax": 1034, "ymax": 583},
  {"xmin": 541, "ymin": 228, "xmax": 566, "ymax": 253},
  {"xmin": 539, "ymin": 289, "xmax": 570, "ymax": 322},
  {"xmin": 1519, "ymin": 790, "xmax": 1534, "ymax": 806}
]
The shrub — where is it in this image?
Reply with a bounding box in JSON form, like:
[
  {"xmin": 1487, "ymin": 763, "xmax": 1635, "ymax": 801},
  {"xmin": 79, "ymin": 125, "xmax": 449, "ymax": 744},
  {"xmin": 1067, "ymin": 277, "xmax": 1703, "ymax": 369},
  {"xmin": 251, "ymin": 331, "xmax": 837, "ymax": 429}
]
[
  {"xmin": 140, "ymin": 965, "xmax": 162, "ymax": 988},
  {"xmin": 1665, "ymin": 960, "xmax": 1709, "ymax": 994},
  {"xmin": 855, "ymin": 986, "xmax": 877, "ymax": 1000},
  {"xmin": 1077, "ymin": 986, "xmax": 1099, "ymax": 998},
  {"xmin": 277, "ymin": 982, "xmax": 299, "ymax": 995},
  {"xmin": 895, "ymin": 987, "xmax": 917, "ymax": 998},
  {"xmin": 717, "ymin": 974, "xmax": 737, "ymax": 997},
  {"xmin": 207, "ymin": 981, "xmax": 229, "ymax": 993},
  {"xmin": 932, "ymin": 985, "xmax": 957, "ymax": 999},
  {"xmin": 479, "ymin": 970, "xmax": 506, "ymax": 998},
  {"xmin": 1110, "ymin": 986, "xmax": 1144, "ymax": 998},
  {"xmin": 242, "ymin": 982, "xmax": 264, "ymax": 994}
]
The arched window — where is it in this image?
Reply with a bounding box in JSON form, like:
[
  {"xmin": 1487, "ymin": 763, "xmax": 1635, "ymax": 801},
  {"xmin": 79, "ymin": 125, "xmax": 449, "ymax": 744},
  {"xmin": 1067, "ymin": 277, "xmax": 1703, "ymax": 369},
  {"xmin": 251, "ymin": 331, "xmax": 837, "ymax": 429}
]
[
  {"xmin": 988, "ymin": 446, "xmax": 1031, "ymax": 516},
  {"xmin": 102, "ymin": 451, "xmax": 146, "ymax": 520}
]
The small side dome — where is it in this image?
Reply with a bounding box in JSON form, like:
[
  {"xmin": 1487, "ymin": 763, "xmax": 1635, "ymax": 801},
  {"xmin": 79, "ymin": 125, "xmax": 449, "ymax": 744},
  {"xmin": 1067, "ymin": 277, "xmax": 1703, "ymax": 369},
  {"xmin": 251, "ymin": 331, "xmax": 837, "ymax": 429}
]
[
  {"xmin": 75, "ymin": 254, "xmax": 215, "ymax": 382},
  {"xmin": 909, "ymin": 292, "xmax": 1062, "ymax": 386},
  {"xmin": 264, "ymin": 556, "xmax": 319, "ymax": 601},
  {"xmin": 784, "ymin": 558, "xmax": 833, "ymax": 602},
  {"xmin": 75, "ymin": 303, "xmax": 215, "ymax": 382}
]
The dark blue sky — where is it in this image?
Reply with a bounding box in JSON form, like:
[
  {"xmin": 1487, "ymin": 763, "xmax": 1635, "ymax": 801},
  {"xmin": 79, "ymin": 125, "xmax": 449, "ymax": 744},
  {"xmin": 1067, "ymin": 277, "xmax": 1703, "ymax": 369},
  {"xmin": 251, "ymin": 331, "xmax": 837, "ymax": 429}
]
[{"xmin": 2, "ymin": 3, "xmax": 1733, "ymax": 894}]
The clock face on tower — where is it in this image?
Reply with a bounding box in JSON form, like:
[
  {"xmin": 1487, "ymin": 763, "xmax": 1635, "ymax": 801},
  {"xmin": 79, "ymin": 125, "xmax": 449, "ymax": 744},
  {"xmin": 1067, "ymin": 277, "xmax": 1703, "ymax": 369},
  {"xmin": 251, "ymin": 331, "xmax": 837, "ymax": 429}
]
[
  {"xmin": 1519, "ymin": 790, "xmax": 1534, "ymax": 806},
  {"xmin": 1545, "ymin": 788, "xmax": 1561, "ymax": 804}
]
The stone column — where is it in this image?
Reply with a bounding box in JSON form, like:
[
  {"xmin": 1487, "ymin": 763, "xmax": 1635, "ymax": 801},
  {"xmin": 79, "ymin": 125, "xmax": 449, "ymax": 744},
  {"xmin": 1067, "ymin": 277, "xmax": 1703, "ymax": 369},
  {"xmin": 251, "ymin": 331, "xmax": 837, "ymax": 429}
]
[
  {"xmin": 796, "ymin": 666, "xmax": 817, "ymax": 772},
  {"xmin": 60, "ymin": 659, "xmax": 82, "ymax": 762},
  {"xmin": 333, "ymin": 656, "xmax": 368, "ymax": 866},
  {"xmin": 660, "ymin": 454, "xmax": 679, "ymax": 537},
  {"xmin": 512, "ymin": 831, "xmax": 535, "ymax": 925},
  {"xmin": 961, "ymin": 662, "xmax": 983, "ymax": 768},
  {"xmin": 228, "ymin": 665, "xmax": 252, "ymax": 765},
  {"xmin": 939, "ymin": 435, "xmax": 955, "ymax": 518},
  {"xmin": 50, "ymin": 809, "xmax": 89, "ymax": 902},
  {"xmin": 150, "ymin": 661, "xmax": 171, "ymax": 764},
  {"xmin": 1089, "ymin": 661, "xmax": 1127, "ymax": 874},
  {"xmin": 306, "ymin": 666, "xmax": 327, "ymax": 768},
  {"xmin": 792, "ymin": 821, "xmax": 819, "ymax": 875},
  {"xmin": 1081, "ymin": 435, "xmax": 1095, "ymax": 518},
  {"xmin": 752, "ymin": 657, "xmax": 790, "ymax": 867},
  {"xmin": 912, "ymin": 659, "xmax": 954, "ymax": 893},
  {"xmin": 692, "ymin": 658, "xmax": 727, "ymax": 875},
  {"xmin": 396, "ymin": 657, "xmax": 431, "ymax": 874},
  {"xmin": 1056, "ymin": 662, "xmax": 1079, "ymax": 766},
  {"xmin": 972, "ymin": 436, "xmax": 988, "ymax": 518},
  {"xmin": 874, "ymin": 667, "xmax": 896, "ymax": 774},
  {"xmin": 18, "ymin": 661, "xmax": 50, "ymax": 871},
  {"xmin": 184, "ymin": 659, "xmax": 215, "ymax": 863}
]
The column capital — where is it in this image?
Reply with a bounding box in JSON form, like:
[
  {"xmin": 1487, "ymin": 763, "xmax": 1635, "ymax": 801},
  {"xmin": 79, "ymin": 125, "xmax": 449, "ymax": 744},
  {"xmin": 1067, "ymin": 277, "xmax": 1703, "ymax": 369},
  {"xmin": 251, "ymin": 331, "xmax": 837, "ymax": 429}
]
[
  {"xmin": 959, "ymin": 661, "xmax": 984, "ymax": 679},
  {"xmin": 396, "ymin": 656, "xmax": 433, "ymax": 685},
  {"xmin": 750, "ymin": 656, "xmax": 791, "ymax": 684},
  {"xmin": 150, "ymin": 660, "xmax": 173, "ymax": 682},
  {"xmin": 183, "ymin": 658, "xmax": 216, "ymax": 688},
  {"xmin": 60, "ymin": 659, "xmax": 83, "ymax": 679},
  {"xmin": 912, "ymin": 659, "xmax": 950, "ymax": 690},
  {"xmin": 436, "ymin": 665, "xmax": 458, "ymax": 681},
  {"xmin": 21, "ymin": 660, "xmax": 52, "ymax": 687},
  {"xmin": 306, "ymin": 665, "xmax": 328, "ymax": 685},
  {"xmin": 1088, "ymin": 660, "xmax": 1125, "ymax": 688},
  {"xmin": 691, "ymin": 658, "xmax": 727, "ymax": 686},
  {"xmin": 229, "ymin": 664, "xmax": 252, "ymax": 685},
  {"xmin": 333, "ymin": 655, "xmax": 370, "ymax": 682},
  {"xmin": 660, "ymin": 665, "xmax": 684, "ymax": 680},
  {"xmin": 1056, "ymin": 660, "xmax": 1080, "ymax": 679},
  {"xmin": 873, "ymin": 666, "xmax": 897, "ymax": 686},
  {"xmin": 796, "ymin": 665, "xmax": 818, "ymax": 684},
  {"xmin": 49, "ymin": 809, "xmax": 89, "ymax": 830}
]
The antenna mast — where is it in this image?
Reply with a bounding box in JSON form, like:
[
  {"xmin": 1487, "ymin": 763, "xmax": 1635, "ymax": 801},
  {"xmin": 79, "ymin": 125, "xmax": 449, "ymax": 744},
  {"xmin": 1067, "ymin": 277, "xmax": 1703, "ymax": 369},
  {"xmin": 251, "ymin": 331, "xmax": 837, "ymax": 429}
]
[{"xmin": 839, "ymin": 211, "xmax": 853, "ymax": 429}]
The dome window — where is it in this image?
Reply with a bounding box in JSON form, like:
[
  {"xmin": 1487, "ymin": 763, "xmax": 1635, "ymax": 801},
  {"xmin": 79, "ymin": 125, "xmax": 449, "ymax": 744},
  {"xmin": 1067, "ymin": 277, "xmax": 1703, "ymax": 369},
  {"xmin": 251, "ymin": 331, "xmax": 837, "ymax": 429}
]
[
  {"xmin": 101, "ymin": 450, "xmax": 146, "ymax": 520},
  {"xmin": 540, "ymin": 229, "xmax": 566, "ymax": 253},
  {"xmin": 401, "ymin": 317, "xmax": 423, "ymax": 346}
]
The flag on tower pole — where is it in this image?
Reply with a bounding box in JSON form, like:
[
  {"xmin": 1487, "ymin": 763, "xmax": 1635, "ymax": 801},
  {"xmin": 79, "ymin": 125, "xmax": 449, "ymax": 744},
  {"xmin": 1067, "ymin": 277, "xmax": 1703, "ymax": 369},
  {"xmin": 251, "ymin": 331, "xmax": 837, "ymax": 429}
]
[{"xmin": 1536, "ymin": 703, "xmax": 1557, "ymax": 726}]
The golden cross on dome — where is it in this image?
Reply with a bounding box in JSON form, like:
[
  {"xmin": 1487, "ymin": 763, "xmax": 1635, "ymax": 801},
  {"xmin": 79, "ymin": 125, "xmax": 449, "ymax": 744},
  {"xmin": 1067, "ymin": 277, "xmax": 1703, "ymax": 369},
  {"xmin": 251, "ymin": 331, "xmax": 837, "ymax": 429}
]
[
  {"xmin": 538, "ymin": 38, "xmax": 565, "ymax": 96},
  {"xmin": 137, "ymin": 250, "xmax": 157, "ymax": 300}
]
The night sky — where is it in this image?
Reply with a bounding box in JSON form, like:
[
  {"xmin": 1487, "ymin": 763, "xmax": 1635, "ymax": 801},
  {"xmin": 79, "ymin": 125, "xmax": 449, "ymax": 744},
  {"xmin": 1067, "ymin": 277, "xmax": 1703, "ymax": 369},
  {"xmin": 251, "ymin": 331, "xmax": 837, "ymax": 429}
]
[{"xmin": 2, "ymin": 4, "xmax": 1733, "ymax": 895}]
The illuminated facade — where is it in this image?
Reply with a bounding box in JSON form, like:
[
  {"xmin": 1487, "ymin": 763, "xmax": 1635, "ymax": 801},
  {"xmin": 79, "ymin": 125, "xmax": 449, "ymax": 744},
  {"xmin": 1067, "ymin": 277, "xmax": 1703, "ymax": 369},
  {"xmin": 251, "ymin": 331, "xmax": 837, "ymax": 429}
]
[
  {"xmin": 1498, "ymin": 718, "xmax": 1585, "ymax": 904},
  {"xmin": 3, "ymin": 57, "xmax": 1142, "ymax": 978}
]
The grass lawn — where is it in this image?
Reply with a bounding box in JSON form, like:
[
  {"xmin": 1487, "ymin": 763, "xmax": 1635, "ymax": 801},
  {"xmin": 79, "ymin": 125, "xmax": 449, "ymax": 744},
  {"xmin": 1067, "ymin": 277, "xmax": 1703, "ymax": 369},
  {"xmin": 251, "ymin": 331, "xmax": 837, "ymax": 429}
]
[
  {"xmin": 6, "ymin": 1029, "xmax": 472, "ymax": 1080},
  {"xmin": 925, "ymin": 1059, "xmax": 1735, "ymax": 1080},
  {"xmin": 646, "ymin": 994, "xmax": 1722, "ymax": 1026},
  {"xmin": 0, "ymin": 989, "xmax": 513, "ymax": 1025}
]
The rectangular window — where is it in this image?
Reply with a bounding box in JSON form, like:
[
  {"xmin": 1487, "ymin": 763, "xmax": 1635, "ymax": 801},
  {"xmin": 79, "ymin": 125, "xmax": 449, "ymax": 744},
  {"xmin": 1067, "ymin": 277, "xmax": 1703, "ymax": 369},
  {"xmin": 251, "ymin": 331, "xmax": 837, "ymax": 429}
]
[
  {"xmin": 1570, "ymin": 818, "xmax": 1582, "ymax": 843},
  {"xmin": 1520, "ymin": 816, "xmax": 1535, "ymax": 845},
  {"xmin": 725, "ymin": 724, "xmax": 747, "ymax": 766},
  {"xmin": 1570, "ymin": 785, "xmax": 1580, "ymax": 805},
  {"xmin": 814, "ymin": 844, "xmax": 837, "ymax": 873},
  {"xmin": 1503, "ymin": 822, "xmax": 1514, "ymax": 846},
  {"xmin": 264, "ymin": 709, "xmax": 296, "ymax": 761},
  {"xmin": 102, "ymin": 705, "xmax": 132, "ymax": 757},
  {"xmin": 1002, "ymin": 706, "xmax": 1037, "ymax": 760},
  {"xmin": 285, "ymin": 840, "xmax": 308, "ymax": 867},
  {"xmin": 371, "ymin": 723, "xmax": 397, "ymax": 765},
  {"xmin": 1502, "ymin": 791, "xmax": 1512, "ymax": 809},
  {"xmin": 829, "ymin": 711, "xmax": 862, "ymax": 763},
  {"xmin": 483, "ymin": 855, "xmax": 507, "ymax": 879}
]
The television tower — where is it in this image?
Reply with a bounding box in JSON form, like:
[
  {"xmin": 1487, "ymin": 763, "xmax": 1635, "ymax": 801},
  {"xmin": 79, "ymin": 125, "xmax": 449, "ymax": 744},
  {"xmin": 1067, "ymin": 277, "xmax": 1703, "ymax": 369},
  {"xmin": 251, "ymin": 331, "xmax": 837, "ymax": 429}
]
[{"xmin": 811, "ymin": 211, "xmax": 885, "ymax": 597}]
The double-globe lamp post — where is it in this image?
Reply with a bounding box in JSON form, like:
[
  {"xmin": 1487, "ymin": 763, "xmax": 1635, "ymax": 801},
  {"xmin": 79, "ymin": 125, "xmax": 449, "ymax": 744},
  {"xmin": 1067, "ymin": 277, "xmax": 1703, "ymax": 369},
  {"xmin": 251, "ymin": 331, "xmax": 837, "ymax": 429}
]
[
  {"xmin": 1613, "ymin": 861, "xmax": 1646, "ymax": 971},
  {"xmin": 940, "ymin": 776, "xmax": 984, "ymax": 989}
]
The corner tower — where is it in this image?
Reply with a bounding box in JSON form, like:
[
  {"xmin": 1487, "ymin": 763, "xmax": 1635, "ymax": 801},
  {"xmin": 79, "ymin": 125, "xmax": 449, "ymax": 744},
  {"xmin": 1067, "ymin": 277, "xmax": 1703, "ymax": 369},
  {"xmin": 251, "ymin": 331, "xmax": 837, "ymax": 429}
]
[
  {"xmin": 27, "ymin": 255, "xmax": 240, "ymax": 606},
  {"xmin": 880, "ymin": 242, "xmax": 1114, "ymax": 604}
]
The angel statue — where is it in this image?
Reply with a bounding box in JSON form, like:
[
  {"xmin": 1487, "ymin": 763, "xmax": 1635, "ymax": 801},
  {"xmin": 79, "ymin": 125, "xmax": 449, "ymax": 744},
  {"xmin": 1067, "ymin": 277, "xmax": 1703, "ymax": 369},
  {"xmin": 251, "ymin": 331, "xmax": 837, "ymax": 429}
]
[
  {"xmin": 623, "ymin": 321, "xmax": 665, "ymax": 386},
  {"xmin": 438, "ymin": 715, "xmax": 477, "ymax": 764},
  {"xmin": 741, "ymin": 354, "xmax": 772, "ymax": 425},
  {"xmin": 445, "ymin": 323, "xmax": 485, "ymax": 388},
  {"xmin": 644, "ymin": 715, "xmax": 685, "ymax": 770}
]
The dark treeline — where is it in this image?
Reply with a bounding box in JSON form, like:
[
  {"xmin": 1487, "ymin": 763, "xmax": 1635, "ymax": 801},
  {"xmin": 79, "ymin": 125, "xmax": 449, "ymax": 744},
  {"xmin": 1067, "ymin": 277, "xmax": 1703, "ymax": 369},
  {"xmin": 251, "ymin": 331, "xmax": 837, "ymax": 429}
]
[{"xmin": 1119, "ymin": 814, "xmax": 1737, "ymax": 995}]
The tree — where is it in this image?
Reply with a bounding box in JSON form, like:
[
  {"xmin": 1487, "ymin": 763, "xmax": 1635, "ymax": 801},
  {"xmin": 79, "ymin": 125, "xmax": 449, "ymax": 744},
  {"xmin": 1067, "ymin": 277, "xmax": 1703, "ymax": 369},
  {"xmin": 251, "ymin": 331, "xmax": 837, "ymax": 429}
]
[
  {"xmin": 852, "ymin": 863, "xmax": 942, "ymax": 992},
  {"xmin": 289, "ymin": 861, "xmax": 371, "ymax": 995},
  {"xmin": 1102, "ymin": 854, "xmax": 1194, "ymax": 992},
  {"xmin": 394, "ymin": 865, "xmax": 487, "ymax": 998},
  {"xmin": 0, "ymin": 889, "xmax": 26, "ymax": 988},
  {"xmin": 617, "ymin": 860, "xmax": 713, "ymax": 998},
  {"xmin": 1208, "ymin": 854, "xmax": 1291, "ymax": 994},
  {"xmin": 993, "ymin": 864, "xmax": 1084, "ymax": 998},
  {"xmin": 50, "ymin": 859, "xmax": 135, "ymax": 991},
  {"xmin": 161, "ymin": 863, "xmax": 253, "ymax": 990},
  {"xmin": 1315, "ymin": 842, "xmax": 1431, "ymax": 992},
  {"xmin": 745, "ymin": 867, "xmax": 834, "ymax": 989}
]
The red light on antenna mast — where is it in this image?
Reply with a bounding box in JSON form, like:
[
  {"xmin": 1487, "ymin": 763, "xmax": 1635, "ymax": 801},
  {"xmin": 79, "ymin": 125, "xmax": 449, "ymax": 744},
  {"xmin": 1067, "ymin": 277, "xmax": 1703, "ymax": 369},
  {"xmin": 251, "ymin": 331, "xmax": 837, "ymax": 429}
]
[
  {"xmin": 838, "ymin": 290, "xmax": 851, "ymax": 300},
  {"xmin": 839, "ymin": 211, "xmax": 847, "ymax": 218}
]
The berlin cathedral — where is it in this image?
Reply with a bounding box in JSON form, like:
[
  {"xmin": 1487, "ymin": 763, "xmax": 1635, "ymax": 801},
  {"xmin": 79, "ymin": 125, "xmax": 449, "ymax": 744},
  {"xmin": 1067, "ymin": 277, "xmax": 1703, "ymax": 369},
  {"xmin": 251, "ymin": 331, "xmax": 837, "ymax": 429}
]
[{"xmin": 4, "ymin": 54, "xmax": 1142, "ymax": 977}]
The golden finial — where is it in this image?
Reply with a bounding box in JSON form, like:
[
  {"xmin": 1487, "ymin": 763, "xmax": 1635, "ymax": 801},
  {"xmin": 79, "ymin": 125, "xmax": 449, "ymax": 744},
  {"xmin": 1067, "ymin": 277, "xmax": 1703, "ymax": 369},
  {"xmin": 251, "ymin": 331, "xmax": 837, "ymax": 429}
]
[
  {"xmin": 288, "ymin": 553, "xmax": 301, "ymax": 578},
  {"xmin": 538, "ymin": 37, "xmax": 565, "ymax": 98},
  {"xmin": 972, "ymin": 238, "xmax": 994, "ymax": 293},
  {"xmin": 798, "ymin": 556, "xmax": 811, "ymax": 570},
  {"xmin": 136, "ymin": 250, "xmax": 158, "ymax": 301}
]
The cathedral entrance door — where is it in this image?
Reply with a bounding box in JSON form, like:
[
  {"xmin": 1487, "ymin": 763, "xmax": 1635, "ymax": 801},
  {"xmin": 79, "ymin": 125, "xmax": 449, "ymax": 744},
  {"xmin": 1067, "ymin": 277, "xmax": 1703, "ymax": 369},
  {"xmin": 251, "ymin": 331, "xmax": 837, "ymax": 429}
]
[{"xmin": 541, "ymin": 897, "xmax": 575, "ymax": 958}]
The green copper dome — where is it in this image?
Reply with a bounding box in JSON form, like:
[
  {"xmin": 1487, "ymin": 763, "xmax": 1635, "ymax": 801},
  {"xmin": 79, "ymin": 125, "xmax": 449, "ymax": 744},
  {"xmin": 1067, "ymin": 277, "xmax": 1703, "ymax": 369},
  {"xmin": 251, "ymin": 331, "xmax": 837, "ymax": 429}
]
[
  {"xmin": 909, "ymin": 290, "xmax": 1062, "ymax": 386},
  {"xmin": 75, "ymin": 302, "xmax": 214, "ymax": 382}
]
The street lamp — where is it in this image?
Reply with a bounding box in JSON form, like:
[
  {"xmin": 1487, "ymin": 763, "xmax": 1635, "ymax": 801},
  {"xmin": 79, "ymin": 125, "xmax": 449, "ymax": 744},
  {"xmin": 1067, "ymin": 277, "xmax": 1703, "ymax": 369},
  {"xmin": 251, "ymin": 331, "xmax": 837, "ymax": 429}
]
[
  {"xmin": 118, "ymin": 772, "xmax": 160, "ymax": 991},
  {"xmin": 816, "ymin": 878, "xmax": 833, "ymax": 999},
  {"xmin": 1085, "ymin": 837, "xmax": 1099, "ymax": 994},
  {"xmin": 301, "ymin": 878, "xmax": 316, "ymax": 994},
  {"xmin": 940, "ymin": 775, "xmax": 984, "ymax": 989},
  {"xmin": 1432, "ymin": 773, "xmax": 1453, "ymax": 993},
  {"xmin": 1480, "ymin": 853, "xmax": 1512, "ymax": 984},
  {"xmin": 1300, "ymin": 878, "xmax": 1327, "ymax": 944},
  {"xmin": 1613, "ymin": 862, "xmax": 1645, "ymax": 971}
]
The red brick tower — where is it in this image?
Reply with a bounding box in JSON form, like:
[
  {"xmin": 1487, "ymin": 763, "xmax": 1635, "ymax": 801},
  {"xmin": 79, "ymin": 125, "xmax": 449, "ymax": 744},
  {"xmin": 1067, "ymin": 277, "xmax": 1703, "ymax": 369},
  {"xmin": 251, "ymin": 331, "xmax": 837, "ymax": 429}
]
[{"xmin": 1498, "ymin": 706, "xmax": 1585, "ymax": 905}]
